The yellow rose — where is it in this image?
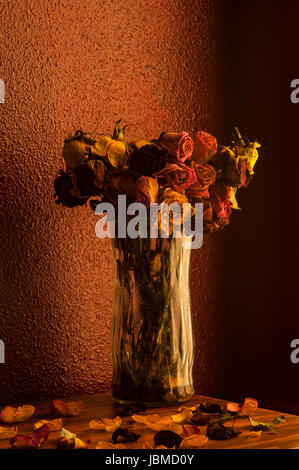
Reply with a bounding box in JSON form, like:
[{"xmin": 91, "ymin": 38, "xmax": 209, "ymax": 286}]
[
  {"xmin": 127, "ymin": 139, "xmax": 151, "ymax": 155},
  {"xmin": 62, "ymin": 135, "xmax": 92, "ymax": 171},
  {"xmin": 157, "ymin": 188, "xmax": 195, "ymax": 236},
  {"xmin": 92, "ymin": 136, "xmax": 127, "ymax": 168}
]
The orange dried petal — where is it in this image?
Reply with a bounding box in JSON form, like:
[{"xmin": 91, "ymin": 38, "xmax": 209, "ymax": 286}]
[
  {"xmin": 171, "ymin": 410, "xmax": 192, "ymax": 424},
  {"xmin": 241, "ymin": 398, "xmax": 258, "ymax": 416},
  {"xmin": 0, "ymin": 405, "xmax": 35, "ymax": 423},
  {"xmin": 51, "ymin": 400, "xmax": 84, "ymax": 418},
  {"xmin": 89, "ymin": 416, "xmax": 121, "ymax": 432},
  {"xmin": 34, "ymin": 418, "xmax": 62, "ymax": 432},
  {"xmin": 96, "ymin": 441, "xmax": 127, "ymax": 449},
  {"xmin": 0, "ymin": 425, "xmax": 18, "ymax": 440},
  {"xmin": 180, "ymin": 434, "xmax": 208, "ymax": 448},
  {"xmin": 181, "ymin": 425, "xmax": 201, "ymax": 437}
]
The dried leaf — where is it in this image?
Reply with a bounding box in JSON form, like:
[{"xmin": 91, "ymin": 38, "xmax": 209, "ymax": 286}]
[
  {"xmin": 211, "ymin": 412, "xmax": 238, "ymax": 425},
  {"xmin": 10, "ymin": 424, "xmax": 50, "ymax": 448},
  {"xmin": 180, "ymin": 434, "xmax": 208, "ymax": 448},
  {"xmin": 198, "ymin": 403, "xmax": 223, "ymax": 414},
  {"xmin": 34, "ymin": 418, "xmax": 62, "ymax": 432},
  {"xmin": 154, "ymin": 430, "xmax": 183, "ymax": 449},
  {"xmin": 0, "ymin": 404, "xmax": 35, "ymax": 423},
  {"xmin": 0, "ymin": 425, "xmax": 18, "ymax": 440},
  {"xmin": 248, "ymin": 415, "xmax": 285, "ymax": 431},
  {"xmin": 96, "ymin": 441, "xmax": 127, "ymax": 449},
  {"xmin": 89, "ymin": 416, "xmax": 122, "ymax": 433},
  {"xmin": 206, "ymin": 423, "xmax": 241, "ymax": 440},
  {"xmin": 51, "ymin": 399, "xmax": 84, "ymax": 418},
  {"xmin": 118, "ymin": 402, "xmax": 147, "ymax": 417},
  {"xmin": 112, "ymin": 427, "xmax": 141, "ymax": 443}
]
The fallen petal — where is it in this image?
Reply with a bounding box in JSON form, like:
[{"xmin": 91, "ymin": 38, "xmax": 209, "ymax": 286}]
[
  {"xmin": 51, "ymin": 400, "xmax": 84, "ymax": 418},
  {"xmin": 34, "ymin": 418, "xmax": 62, "ymax": 432},
  {"xmin": 180, "ymin": 434, "xmax": 208, "ymax": 448},
  {"xmin": 0, "ymin": 405, "xmax": 35, "ymax": 423},
  {"xmin": 241, "ymin": 398, "xmax": 258, "ymax": 416},
  {"xmin": 0, "ymin": 425, "xmax": 18, "ymax": 440},
  {"xmin": 58, "ymin": 436, "xmax": 91, "ymax": 449},
  {"xmin": 181, "ymin": 425, "xmax": 201, "ymax": 437},
  {"xmin": 171, "ymin": 410, "xmax": 192, "ymax": 424},
  {"xmin": 10, "ymin": 424, "xmax": 50, "ymax": 448},
  {"xmin": 96, "ymin": 441, "xmax": 127, "ymax": 449},
  {"xmin": 89, "ymin": 417, "xmax": 122, "ymax": 432}
]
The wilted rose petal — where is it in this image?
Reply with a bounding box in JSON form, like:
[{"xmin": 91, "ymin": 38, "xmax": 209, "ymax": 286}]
[
  {"xmin": 96, "ymin": 441, "xmax": 127, "ymax": 449},
  {"xmin": 142, "ymin": 441, "xmax": 171, "ymax": 450},
  {"xmin": 51, "ymin": 399, "xmax": 84, "ymax": 418},
  {"xmin": 154, "ymin": 430, "xmax": 183, "ymax": 449},
  {"xmin": 89, "ymin": 416, "xmax": 122, "ymax": 433},
  {"xmin": 57, "ymin": 427, "xmax": 90, "ymax": 449},
  {"xmin": 241, "ymin": 398, "xmax": 258, "ymax": 416},
  {"xmin": 224, "ymin": 402, "xmax": 241, "ymax": 413},
  {"xmin": 181, "ymin": 425, "xmax": 201, "ymax": 437},
  {"xmin": 10, "ymin": 424, "xmax": 50, "ymax": 448},
  {"xmin": 132, "ymin": 414, "xmax": 172, "ymax": 431},
  {"xmin": 180, "ymin": 434, "xmax": 208, "ymax": 448},
  {"xmin": 0, "ymin": 404, "xmax": 35, "ymax": 423},
  {"xmin": 0, "ymin": 425, "xmax": 18, "ymax": 440},
  {"xmin": 171, "ymin": 409, "xmax": 193, "ymax": 424},
  {"xmin": 34, "ymin": 418, "xmax": 62, "ymax": 432},
  {"xmin": 247, "ymin": 430, "xmax": 262, "ymax": 438}
]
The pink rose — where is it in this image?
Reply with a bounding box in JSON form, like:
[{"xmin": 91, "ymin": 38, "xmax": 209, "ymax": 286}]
[
  {"xmin": 192, "ymin": 131, "xmax": 217, "ymax": 163},
  {"xmin": 158, "ymin": 132, "xmax": 194, "ymax": 162},
  {"xmin": 153, "ymin": 162, "xmax": 196, "ymax": 191}
]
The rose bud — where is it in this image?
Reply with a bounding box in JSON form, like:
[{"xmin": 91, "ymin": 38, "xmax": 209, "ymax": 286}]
[
  {"xmin": 129, "ymin": 144, "xmax": 168, "ymax": 176},
  {"xmin": 153, "ymin": 162, "xmax": 196, "ymax": 191},
  {"xmin": 158, "ymin": 132, "xmax": 194, "ymax": 163},
  {"xmin": 192, "ymin": 131, "xmax": 217, "ymax": 163},
  {"xmin": 135, "ymin": 176, "xmax": 159, "ymax": 207}
]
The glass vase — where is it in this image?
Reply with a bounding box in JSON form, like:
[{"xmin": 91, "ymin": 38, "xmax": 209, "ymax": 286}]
[{"xmin": 111, "ymin": 233, "xmax": 194, "ymax": 405}]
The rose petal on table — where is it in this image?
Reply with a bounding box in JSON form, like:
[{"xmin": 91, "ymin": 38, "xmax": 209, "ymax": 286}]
[
  {"xmin": 58, "ymin": 436, "xmax": 91, "ymax": 449},
  {"xmin": 153, "ymin": 430, "xmax": 183, "ymax": 449},
  {"xmin": 171, "ymin": 409, "xmax": 193, "ymax": 424},
  {"xmin": 178, "ymin": 405, "xmax": 197, "ymax": 412},
  {"xmin": 34, "ymin": 418, "xmax": 62, "ymax": 432},
  {"xmin": 0, "ymin": 425, "xmax": 18, "ymax": 440},
  {"xmin": 247, "ymin": 430, "xmax": 262, "ymax": 438},
  {"xmin": 181, "ymin": 425, "xmax": 201, "ymax": 437},
  {"xmin": 132, "ymin": 414, "xmax": 172, "ymax": 431},
  {"xmin": 89, "ymin": 416, "xmax": 122, "ymax": 432},
  {"xmin": 96, "ymin": 441, "xmax": 127, "ymax": 449},
  {"xmin": 180, "ymin": 434, "xmax": 208, "ymax": 448},
  {"xmin": 9, "ymin": 424, "xmax": 50, "ymax": 448},
  {"xmin": 0, "ymin": 405, "xmax": 35, "ymax": 423},
  {"xmin": 112, "ymin": 427, "xmax": 141, "ymax": 443},
  {"xmin": 142, "ymin": 441, "xmax": 172, "ymax": 450},
  {"xmin": 51, "ymin": 399, "xmax": 84, "ymax": 417},
  {"xmin": 224, "ymin": 402, "xmax": 241, "ymax": 413}
]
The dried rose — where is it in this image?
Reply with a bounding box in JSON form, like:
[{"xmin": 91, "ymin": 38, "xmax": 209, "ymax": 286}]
[
  {"xmin": 153, "ymin": 430, "xmax": 183, "ymax": 449},
  {"xmin": 135, "ymin": 176, "xmax": 159, "ymax": 207},
  {"xmin": 206, "ymin": 423, "xmax": 241, "ymax": 440},
  {"xmin": 10, "ymin": 424, "xmax": 50, "ymax": 448},
  {"xmin": 209, "ymin": 180, "xmax": 232, "ymax": 225},
  {"xmin": 34, "ymin": 418, "xmax": 62, "ymax": 432},
  {"xmin": 54, "ymin": 171, "xmax": 89, "ymax": 208},
  {"xmin": 51, "ymin": 399, "xmax": 84, "ymax": 418},
  {"xmin": 71, "ymin": 162, "xmax": 102, "ymax": 197},
  {"xmin": 192, "ymin": 131, "xmax": 217, "ymax": 163},
  {"xmin": 107, "ymin": 169, "xmax": 137, "ymax": 204},
  {"xmin": 92, "ymin": 136, "xmax": 128, "ymax": 168},
  {"xmin": 158, "ymin": 132, "xmax": 194, "ymax": 162},
  {"xmin": 0, "ymin": 404, "xmax": 35, "ymax": 423},
  {"xmin": 157, "ymin": 187, "xmax": 195, "ymax": 236},
  {"xmin": 112, "ymin": 427, "xmax": 141, "ymax": 443},
  {"xmin": 198, "ymin": 402, "xmax": 223, "ymax": 414},
  {"xmin": 129, "ymin": 144, "xmax": 168, "ymax": 176},
  {"xmin": 89, "ymin": 416, "xmax": 122, "ymax": 433},
  {"xmin": 153, "ymin": 162, "xmax": 196, "ymax": 191},
  {"xmin": 63, "ymin": 130, "xmax": 94, "ymax": 171}
]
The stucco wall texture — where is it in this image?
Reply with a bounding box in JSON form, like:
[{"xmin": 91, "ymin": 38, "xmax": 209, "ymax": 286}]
[{"xmin": 0, "ymin": 0, "xmax": 229, "ymax": 404}]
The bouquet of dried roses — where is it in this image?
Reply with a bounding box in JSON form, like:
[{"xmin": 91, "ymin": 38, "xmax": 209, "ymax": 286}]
[
  {"xmin": 54, "ymin": 121, "xmax": 260, "ymax": 232},
  {"xmin": 54, "ymin": 122, "xmax": 260, "ymax": 405}
]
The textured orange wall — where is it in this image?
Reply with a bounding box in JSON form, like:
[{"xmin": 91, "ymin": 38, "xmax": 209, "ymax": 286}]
[{"xmin": 0, "ymin": 0, "xmax": 229, "ymax": 404}]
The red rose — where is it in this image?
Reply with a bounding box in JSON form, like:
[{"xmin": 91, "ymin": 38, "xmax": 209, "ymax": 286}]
[
  {"xmin": 186, "ymin": 163, "xmax": 216, "ymax": 199},
  {"xmin": 209, "ymin": 180, "xmax": 232, "ymax": 224},
  {"xmin": 158, "ymin": 132, "xmax": 194, "ymax": 162},
  {"xmin": 153, "ymin": 162, "xmax": 196, "ymax": 191}
]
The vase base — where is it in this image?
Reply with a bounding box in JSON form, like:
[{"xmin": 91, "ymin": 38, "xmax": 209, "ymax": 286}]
[{"xmin": 113, "ymin": 394, "xmax": 194, "ymax": 408}]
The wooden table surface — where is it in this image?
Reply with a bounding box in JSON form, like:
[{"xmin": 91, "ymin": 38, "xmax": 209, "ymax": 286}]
[{"xmin": 1, "ymin": 392, "xmax": 299, "ymax": 450}]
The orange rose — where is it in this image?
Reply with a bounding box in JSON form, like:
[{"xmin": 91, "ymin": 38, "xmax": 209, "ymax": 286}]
[
  {"xmin": 158, "ymin": 132, "xmax": 194, "ymax": 162},
  {"xmin": 192, "ymin": 131, "xmax": 217, "ymax": 163},
  {"xmin": 186, "ymin": 163, "xmax": 216, "ymax": 199}
]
